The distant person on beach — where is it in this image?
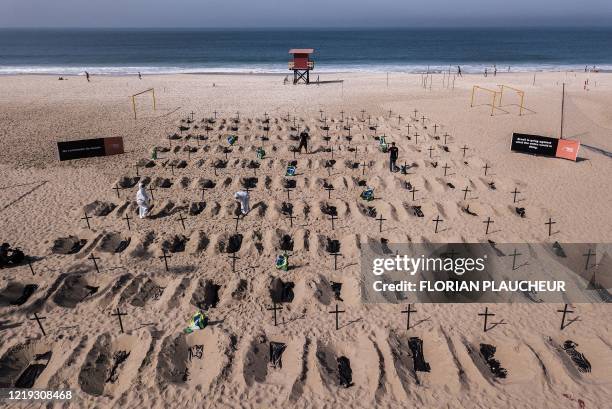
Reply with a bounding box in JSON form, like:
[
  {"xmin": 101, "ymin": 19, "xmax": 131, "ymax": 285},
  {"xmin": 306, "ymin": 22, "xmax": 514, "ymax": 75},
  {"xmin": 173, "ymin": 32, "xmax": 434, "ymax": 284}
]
[
  {"xmin": 484, "ymin": 68, "xmax": 488, "ymax": 77},
  {"xmin": 136, "ymin": 181, "xmax": 152, "ymax": 219},
  {"xmin": 388, "ymin": 142, "xmax": 399, "ymax": 172},
  {"xmin": 138, "ymin": 72, "xmax": 142, "ymax": 80},
  {"xmin": 85, "ymin": 71, "xmax": 90, "ymax": 82},
  {"xmin": 493, "ymin": 65, "xmax": 497, "ymax": 76},
  {"xmin": 297, "ymin": 130, "xmax": 309, "ymax": 153},
  {"xmin": 457, "ymin": 66, "xmax": 462, "ymax": 77},
  {"xmin": 317, "ymin": 75, "xmax": 320, "ymax": 84}
]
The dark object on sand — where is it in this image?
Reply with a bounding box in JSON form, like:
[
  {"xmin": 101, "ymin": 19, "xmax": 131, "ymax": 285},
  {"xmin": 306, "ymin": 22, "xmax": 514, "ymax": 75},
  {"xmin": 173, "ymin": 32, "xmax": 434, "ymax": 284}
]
[
  {"xmin": 14, "ymin": 351, "xmax": 52, "ymax": 388},
  {"xmin": 552, "ymin": 241, "xmax": 567, "ymax": 258},
  {"xmin": 330, "ymin": 282, "xmax": 343, "ymax": 301},
  {"xmin": 337, "ymin": 356, "xmax": 354, "ymax": 388},
  {"xmin": 0, "ymin": 243, "xmax": 25, "ymax": 268},
  {"xmin": 515, "ymin": 207, "xmax": 526, "ymax": 218},
  {"xmin": 563, "ymin": 340, "xmax": 591, "ymax": 373},
  {"xmin": 269, "ymin": 342, "xmax": 287, "ymax": 369},
  {"xmin": 463, "ymin": 205, "xmax": 478, "ymax": 216},
  {"xmin": 479, "ymin": 343, "xmax": 508, "ymax": 379},
  {"xmin": 408, "ymin": 337, "xmax": 431, "ymax": 373},
  {"xmin": 412, "ymin": 206, "xmax": 424, "ymax": 218},
  {"xmin": 269, "ymin": 278, "xmax": 294, "ymax": 303},
  {"xmin": 106, "ymin": 350, "xmax": 131, "ymax": 383}
]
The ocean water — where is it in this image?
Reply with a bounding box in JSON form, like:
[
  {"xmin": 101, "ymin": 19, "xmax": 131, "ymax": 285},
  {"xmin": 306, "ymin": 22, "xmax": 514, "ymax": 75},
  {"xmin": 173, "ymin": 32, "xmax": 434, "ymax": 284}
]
[{"xmin": 1, "ymin": 28, "xmax": 611, "ymax": 75}]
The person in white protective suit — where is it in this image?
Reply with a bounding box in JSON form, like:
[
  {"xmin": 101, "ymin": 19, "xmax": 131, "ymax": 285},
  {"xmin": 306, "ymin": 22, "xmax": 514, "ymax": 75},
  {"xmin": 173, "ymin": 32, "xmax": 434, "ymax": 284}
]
[
  {"xmin": 234, "ymin": 190, "xmax": 250, "ymax": 215},
  {"xmin": 136, "ymin": 181, "xmax": 152, "ymax": 218}
]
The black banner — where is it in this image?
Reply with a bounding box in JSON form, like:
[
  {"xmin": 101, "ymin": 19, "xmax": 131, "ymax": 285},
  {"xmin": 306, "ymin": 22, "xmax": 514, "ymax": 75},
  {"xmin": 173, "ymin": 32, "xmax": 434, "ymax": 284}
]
[
  {"xmin": 511, "ymin": 133, "xmax": 558, "ymax": 157},
  {"xmin": 57, "ymin": 137, "xmax": 124, "ymax": 161}
]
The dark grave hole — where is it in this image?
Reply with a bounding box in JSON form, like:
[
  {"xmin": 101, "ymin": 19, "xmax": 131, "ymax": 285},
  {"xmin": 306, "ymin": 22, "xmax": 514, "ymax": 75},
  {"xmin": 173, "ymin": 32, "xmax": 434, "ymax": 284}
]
[
  {"xmin": 162, "ymin": 234, "xmax": 188, "ymax": 253},
  {"xmin": 447, "ymin": 182, "xmax": 455, "ymax": 189},
  {"xmin": 326, "ymin": 238, "xmax": 341, "ymax": 254},
  {"xmin": 232, "ymin": 279, "xmax": 248, "ymax": 300},
  {"xmin": 172, "ymin": 146, "xmax": 182, "ymax": 154},
  {"xmin": 214, "ymin": 159, "xmax": 228, "ymax": 169},
  {"xmin": 323, "ymin": 181, "xmax": 334, "ymax": 189},
  {"xmin": 180, "ymin": 177, "xmax": 191, "ymax": 188},
  {"xmin": 53, "ymin": 275, "xmax": 99, "ymax": 308},
  {"xmin": 189, "ymin": 202, "xmax": 206, "ymax": 216},
  {"xmin": 183, "ymin": 145, "xmax": 197, "ymax": 153},
  {"xmin": 106, "ymin": 350, "xmax": 130, "ymax": 384},
  {"xmin": 269, "ymin": 342, "xmax": 287, "ymax": 369},
  {"xmin": 137, "ymin": 158, "xmax": 155, "ymax": 168},
  {"xmin": 281, "ymin": 202, "xmax": 293, "ymax": 216},
  {"xmin": 199, "ymin": 178, "xmax": 216, "ymax": 189},
  {"xmin": 241, "ymin": 177, "xmax": 258, "ymax": 189},
  {"xmin": 117, "ymin": 176, "xmax": 139, "ymax": 188},
  {"xmin": 412, "ymin": 206, "xmax": 424, "ymax": 218},
  {"xmin": 365, "ymin": 206, "xmax": 377, "ymax": 218},
  {"xmin": 84, "ymin": 201, "xmax": 116, "ymax": 217},
  {"xmin": 357, "ymin": 180, "xmax": 367, "ymax": 187},
  {"xmin": 330, "ymin": 281, "xmax": 343, "ymax": 301},
  {"xmin": 14, "ymin": 351, "xmax": 52, "ymax": 388},
  {"xmin": 52, "ymin": 236, "xmax": 86, "ymax": 255},
  {"xmin": 0, "ymin": 282, "xmax": 38, "ymax": 307},
  {"xmin": 220, "ymin": 234, "xmax": 243, "ymax": 254},
  {"xmin": 247, "ymin": 160, "xmax": 260, "ymax": 169},
  {"xmin": 346, "ymin": 161, "xmax": 359, "ymax": 169},
  {"xmin": 563, "ymin": 340, "xmax": 591, "ymax": 373},
  {"xmin": 129, "ymin": 278, "xmax": 165, "ymax": 307},
  {"xmin": 269, "ymin": 277, "xmax": 295, "ymax": 304},
  {"xmin": 99, "ymin": 232, "xmax": 131, "ymax": 254},
  {"xmin": 191, "ymin": 279, "xmax": 221, "ymax": 310},
  {"xmin": 337, "ymin": 356, "xmax": 354, "ymax": 388},
  {"xmin": 408, "ymin": 337, "xmax": 431, "ymax": 373},
  {"xmin": 154, "ymin": 177, "xmax": 173, "ymax": 188},
  {"xmin": 325, "ymin": 160, "xmax": 336, "ymax": 168},
  {"xmin": 289, "ymin": 160, "xmax": 298, "ymax": 167},
  {"xmin": 479, "ymin": 343, "xmax": 508, "ymax": 379},
  {"xmin": 321, "ymin": 203, "xmax": 338, "ymax": 217},
  {"xmin": 279, "ymin": 234, "xmax": 294, "ymax": 252},
  {"xmin": 283, "ymin": 179, "xmax": 297, "ymax": 189},
  {"xmin": 156, "ymin": 146, "xmax": 171, "ymax": 153},
  {"xmin": 168, "ymin": 133, "xmax": 181, "ymax": 140}
]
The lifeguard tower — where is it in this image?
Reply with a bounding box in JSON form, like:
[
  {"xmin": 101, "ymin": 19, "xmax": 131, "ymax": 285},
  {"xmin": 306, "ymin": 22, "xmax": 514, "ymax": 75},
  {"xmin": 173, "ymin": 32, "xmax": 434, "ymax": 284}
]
[{"xmin": 288, "ymin": 48, "xmax": 315, "ymax": 84}]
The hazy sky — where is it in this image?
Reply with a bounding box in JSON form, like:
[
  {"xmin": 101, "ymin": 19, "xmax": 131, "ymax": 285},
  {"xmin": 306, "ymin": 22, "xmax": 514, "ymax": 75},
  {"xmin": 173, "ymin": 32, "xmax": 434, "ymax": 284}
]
[{"xmin": 2, "ymin": 0, "xmax": 612, "ymax": 28}]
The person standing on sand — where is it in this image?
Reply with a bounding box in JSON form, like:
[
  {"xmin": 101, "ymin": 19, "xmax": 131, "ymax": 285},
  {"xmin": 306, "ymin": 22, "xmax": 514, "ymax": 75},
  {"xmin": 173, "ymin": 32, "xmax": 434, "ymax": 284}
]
[
  {"xmin": 85, "ymin": 71, "xmax": 90, "ymax": 82},
  {"xmin": 234, "ymin": 190, "xmax": 250, "ymax": 215},
  {"xmin": 138, "ymin": 72, "xmax": 142, "ymax": 80},
  {"xmin": 136, "ymin": 181, "xmax": 152, "ymax": 218},
  {"xmin": 388, "ymin": 142, "xmax": 399, "ymax": 172},
  {"xmin": 494, "ymin": 65, "xmax": 497, "ymax": 76},
  {"xmin": 297, "ymin": 130, "xmax": 309, "ymax": 153},
  {"xmin": 484, "ymin": 68, "xmax": 488, "ymax": 77},
  {"xmin": 457, "ymin": 66, "xmax": 462, "ymax": 77}
]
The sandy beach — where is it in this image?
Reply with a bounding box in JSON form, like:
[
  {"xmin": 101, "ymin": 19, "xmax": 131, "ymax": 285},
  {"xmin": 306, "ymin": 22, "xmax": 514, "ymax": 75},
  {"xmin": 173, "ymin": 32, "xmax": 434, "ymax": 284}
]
[{"xmin": 1, "ymin": 71, "xmax": 611, "ymax": 408}]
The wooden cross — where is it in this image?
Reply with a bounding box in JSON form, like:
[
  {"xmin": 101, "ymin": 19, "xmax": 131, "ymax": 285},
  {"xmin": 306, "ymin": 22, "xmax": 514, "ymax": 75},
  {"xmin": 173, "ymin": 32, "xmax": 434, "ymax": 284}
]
[
  {"xmin": 213, "ymin": 110, "xmax": 218, "ymax": 119},
  {"xmin": 443, "ymin": 133, "xmax": 450, "ymax": 144},
  {"xmin": 401, "ymin": 304, "xmax": 417, "ymax": 330},
  {"xmin": 433, "ymin": 124, "xmax": 438, "ymax": 135},
  {"xmin": 413, "ymin": 109, "xmax": 418, "ymax": 119},
  {"xmin": 478, "ymin": 307, "xmax": 495, "ymax": 332},
  {"xmin": 361, "ymin": 161, "xmax": 370, "ymax": 175},
  {"xmin": 27, "ymin": 258, "xmax": 35, "ymax": 276},
  {"xmin": 442, "ymin": 163, "xmax": 450, "ymax": 177},
  {"xmin": 111, "ymin": 307, "xmax": 128, "ymax": 333},
  {"xmin": 30, "ymin": 312, "xmax": 47, "ymax": 336},
  {"xmin": 285, "ymin": 213, "xmax": 296, "ymax": 228},
  {"xmin": 376, "ymin": 214, "xmax": 386, "ymax": 233},
  {"xmin": 113, "ymin": 184, "xmax": 122, "ymax": 198},
  {"xmin": 235, "ymin": 111, "xmax": 240, "ymax": 122},
  {"xmin": 135, "ymin": 164, "xmax": 140, "ymax": 177},
  {"xmin": 177, "ymin": 212, "xmax": 186, "ymax": 230},
  {"xmin": 330, "ymin": 252, "xmax": 341, "ymax": 270},
  {"xmin": 433, "ymin": 215, "xmax": 443, "ymax": 233},
  {"xmin": 406, "ymin": 123, "xmax": 411, "ymax": 135},
  {"xmin": 284, "ymin": 187, "xmax": 293, "ymax": 201},
  {"xmin": 410, "ymin": 186, "xmax": 419, "ymax": 201},
  {"xmin": 483, "ymin": 163, "xmax": 490, "ymax": 176},
  {"xmin": 159, "ymin": 250, "xmax": 171, "ymax": 272},
  {"xmin": 325, "ymin": 185, "xmax": 334, "ymax": 199},
  {"xmin": 340, "ymin": 110, "xmax": 344, "ymax": 121},
  {"xmin": 123, "ymin": 213, "xmax": 132, "ymax": 231},
  {"xmin": 511, "ymin": 188, "xmax": 521, "ymax": 203},
  {"xmin": 81, "ymin": 212, "xmax": 92, "ymax": 230},
  {"xmin": 388, "ymin": 109, "xmax": 393, "ymax": 117},
  {"xmin": 190, "ymin": 111, "xmax": 195, "ymax": 121},
  {"xmin": 169, "ymin": 163, "xmax": 176, "ymax": 176},
  {"xmin": 267, "ymin": 302, "xmax": 283, "ymax": 326},
  {"xmin": 329, "ymin": 303, "xmax": 345, "ymax": 330},
  {"xmin": 397, "ymin": 114, "xmax": 403, "ymax": 124},
  {"xmin": 361, "ymin": 109, "xmax": 366, "ymax": 120},
  {"xmin": 483, "ymin": 217, "xmax": 494, "ymax": 235},
  {"xmin": 462, "ymin": 186, "xmax": 471, "ymax": 200},
  {"xmin": 88, "ymin": 253, "xmax": 100, "ymax": 273},
  {"xmin": 320, "ymin": 109, "xmax": 324, "ymax": 119},
  {"xmin": 545, "ymin": 218, "xmax": 556, "ymax": 237},
  {"xmin": 413, "ymin": 132, "xmax": 419, "ymax": 144},
  {"xmin": 461, "ymin": 145, "xmax": 469, "ymax": 157},
  {"xmin": 583, "ymin": 248, "xmax": 595, "ymax": 270},
  {"xmin": 329, "ymin": 214, "xmax": 338, "ymax": 230},
  {"xmin": 148, "ymin": 185, "xmax": 156, "ymax": 200},
  {"xmin": 427, "ymin": 146, "xmax": 434, "ymax": 158},
  {"xmin": 510, "ymin": 248, "xmax": 522, "ymax": 270},
  {"xmin": 420, "ymin": 115, "xmax": 426, "ymax": 125},
  {"xmin": 228, "ymin": 253, "xmax": 240, "ymax": 273},
  {"xmin": 233, "ymin": 214, "xmax": 241, "ymax": 232},
  {"xmin": 557, "ymin": 304, "xmax": 579, "ymax": 330},
  {"xmin": 368, "ymin": 114, "xmax": 371, "ymax": 125}
]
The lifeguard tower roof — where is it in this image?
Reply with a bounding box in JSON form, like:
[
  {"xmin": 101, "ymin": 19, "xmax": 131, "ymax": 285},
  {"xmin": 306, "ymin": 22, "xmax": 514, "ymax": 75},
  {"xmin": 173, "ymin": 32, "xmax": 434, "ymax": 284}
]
[{"xmin": 289, "ymin": 48, "xmax": 314, "ymax": 54}]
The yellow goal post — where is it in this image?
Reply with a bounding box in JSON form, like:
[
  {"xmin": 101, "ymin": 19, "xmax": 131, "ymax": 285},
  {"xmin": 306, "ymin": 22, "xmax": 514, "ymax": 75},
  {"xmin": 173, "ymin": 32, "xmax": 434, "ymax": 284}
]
[
  {"xmin": 131, "ymin": 88, "xmax": 156, "ymax": 119},
  {"xmin": 496, "ymin": 84, "xmax": 526, "ymax": 116},
  {"xmin": 470, "ymin": 86, "xmax": 508, "ymax": 116}
]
